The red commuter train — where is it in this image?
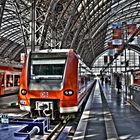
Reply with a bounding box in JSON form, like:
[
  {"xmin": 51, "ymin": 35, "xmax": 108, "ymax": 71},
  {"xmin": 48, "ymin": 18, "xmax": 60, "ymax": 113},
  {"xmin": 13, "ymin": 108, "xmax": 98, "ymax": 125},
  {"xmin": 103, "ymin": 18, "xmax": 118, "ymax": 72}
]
[
  {"xmin": 0, "ymin": 65, "xmax": 21, "ymax": 96},
  {"xmin": 18, "ymin": 49, "xmax": 94, "ymax": 118}
]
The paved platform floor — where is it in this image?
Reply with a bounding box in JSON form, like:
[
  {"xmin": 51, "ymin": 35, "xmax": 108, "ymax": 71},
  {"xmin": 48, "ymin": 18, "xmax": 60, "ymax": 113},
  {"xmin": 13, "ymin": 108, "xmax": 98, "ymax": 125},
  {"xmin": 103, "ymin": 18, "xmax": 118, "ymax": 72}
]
[
  {"xmin": 102, "ymin": 83, "xmax": 140, "ymax": 140},
  {"xmin": 74, "ymin": 81, "xmax": 140, "ymax": 140}
]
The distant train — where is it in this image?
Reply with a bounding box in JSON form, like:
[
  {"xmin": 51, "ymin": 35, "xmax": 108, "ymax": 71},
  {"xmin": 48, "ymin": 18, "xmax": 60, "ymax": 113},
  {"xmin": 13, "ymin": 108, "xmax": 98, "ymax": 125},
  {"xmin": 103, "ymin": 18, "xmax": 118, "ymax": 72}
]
[
  {"xmin": 19, "ymin": 49, "xmax": 94, "ymax": 118},
  {"xmin": 132, "ymin": 69, "xmax": 140, "ymax": 85},
  {"xmin": 128, "ymin": 69, "xmax": 140, "ymax": 93},
  {"xmin": 0, "ymin": 65, "xmax": 21, "ymax": 96}
]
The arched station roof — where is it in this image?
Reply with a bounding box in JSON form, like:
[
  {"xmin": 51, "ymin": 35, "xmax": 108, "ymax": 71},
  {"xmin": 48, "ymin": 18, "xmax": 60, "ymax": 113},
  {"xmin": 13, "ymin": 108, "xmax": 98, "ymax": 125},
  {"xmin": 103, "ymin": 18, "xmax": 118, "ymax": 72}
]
[{"xmin": 0, "ymin": 0, "xmax": 140, "ymax": 67}]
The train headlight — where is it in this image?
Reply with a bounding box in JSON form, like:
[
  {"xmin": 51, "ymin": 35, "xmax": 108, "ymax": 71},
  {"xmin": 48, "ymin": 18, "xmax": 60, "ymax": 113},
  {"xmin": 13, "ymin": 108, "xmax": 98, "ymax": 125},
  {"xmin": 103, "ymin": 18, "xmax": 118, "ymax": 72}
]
[
  {"xmin": 21, "ymin": 89, "xmax": 27, "ymax": 95},
  {"xmin": 20, "ymin": 100, "xmax": 26, "ymax": 105},
  {"xmin": 64, "ymin": 90, "xmax": 74, "ymax": 96}
]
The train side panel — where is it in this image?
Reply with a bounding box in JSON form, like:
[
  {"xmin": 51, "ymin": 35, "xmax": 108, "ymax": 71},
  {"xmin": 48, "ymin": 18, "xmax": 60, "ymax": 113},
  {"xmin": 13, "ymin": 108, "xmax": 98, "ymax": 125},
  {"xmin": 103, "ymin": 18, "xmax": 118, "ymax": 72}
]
[
  {"xmin": 19, "ymin": 55, "xmax": 30, "ymax": 110},
  {"xmin": 60, "ymin": 49, "xmax": 78, "ymax": 113},
  {"xmin": 0, "ymin": 66, "xmax": 21, "ymax": 96}
]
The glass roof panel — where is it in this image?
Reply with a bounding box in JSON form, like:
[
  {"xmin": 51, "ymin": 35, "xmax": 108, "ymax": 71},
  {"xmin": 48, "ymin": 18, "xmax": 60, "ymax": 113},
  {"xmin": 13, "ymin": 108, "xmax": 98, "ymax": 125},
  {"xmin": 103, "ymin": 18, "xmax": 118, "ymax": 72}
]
[{"xmin": 0, "ymin": 0, "xmax": 140, "ymax": 67}]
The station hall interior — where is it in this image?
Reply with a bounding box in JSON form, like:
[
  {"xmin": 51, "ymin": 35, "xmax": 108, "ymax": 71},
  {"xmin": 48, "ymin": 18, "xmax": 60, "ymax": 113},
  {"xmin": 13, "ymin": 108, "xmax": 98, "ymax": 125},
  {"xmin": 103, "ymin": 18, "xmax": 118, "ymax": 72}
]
[{"xmin": 1, "ymin": 0, "xmax": 140, "ymax": 140}]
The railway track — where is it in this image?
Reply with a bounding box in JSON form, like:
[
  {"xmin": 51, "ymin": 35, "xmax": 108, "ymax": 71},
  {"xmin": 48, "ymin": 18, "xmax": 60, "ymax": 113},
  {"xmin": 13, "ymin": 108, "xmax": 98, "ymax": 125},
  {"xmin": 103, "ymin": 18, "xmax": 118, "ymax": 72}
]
[{"xmin": 46, "ymin": 116, "xmax": 70, "ymax": 140}]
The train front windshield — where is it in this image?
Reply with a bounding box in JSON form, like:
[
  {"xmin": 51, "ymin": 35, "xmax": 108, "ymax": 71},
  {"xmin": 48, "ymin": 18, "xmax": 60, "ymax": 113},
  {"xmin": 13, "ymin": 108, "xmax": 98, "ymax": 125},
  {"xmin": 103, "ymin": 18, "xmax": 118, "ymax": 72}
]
[{"xmin": 29, "ymin": 53, "xmax": 66, "ymax": 90}]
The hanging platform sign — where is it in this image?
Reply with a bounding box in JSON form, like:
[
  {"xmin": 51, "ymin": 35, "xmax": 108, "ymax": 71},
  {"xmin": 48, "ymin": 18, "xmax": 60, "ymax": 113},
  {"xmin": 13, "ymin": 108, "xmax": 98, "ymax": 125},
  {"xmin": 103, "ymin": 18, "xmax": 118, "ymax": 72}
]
[
  {"xmin": 112, "ymin": 39, "xmax": 122, "ymax": 45},
  {"xmin": 112, "ymin": 22, "xmax": 122, "ymax": 45}
]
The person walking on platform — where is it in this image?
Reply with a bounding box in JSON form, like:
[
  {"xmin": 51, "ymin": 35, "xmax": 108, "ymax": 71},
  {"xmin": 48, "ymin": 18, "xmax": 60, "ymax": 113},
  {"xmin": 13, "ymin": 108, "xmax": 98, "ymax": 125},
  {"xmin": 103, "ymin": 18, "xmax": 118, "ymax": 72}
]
[
  {"xmin": 116, "ymin": 76, "xmax": 122, "ymax": 94},
  {"xmin": 101, "ymin": 76, "xmax": 104, "ymax": 85},
  {"xmin": 105, "ymin": 77, "xmax": 108, "ymax": 84}
]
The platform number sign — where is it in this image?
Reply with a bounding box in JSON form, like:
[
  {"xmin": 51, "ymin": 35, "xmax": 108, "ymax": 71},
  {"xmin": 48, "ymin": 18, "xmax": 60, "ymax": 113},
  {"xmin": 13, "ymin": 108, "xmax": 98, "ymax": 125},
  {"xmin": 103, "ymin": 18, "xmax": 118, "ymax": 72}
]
[{"xmin": 1, "ymin": 114, "xmax": 9, "ymax": 124}]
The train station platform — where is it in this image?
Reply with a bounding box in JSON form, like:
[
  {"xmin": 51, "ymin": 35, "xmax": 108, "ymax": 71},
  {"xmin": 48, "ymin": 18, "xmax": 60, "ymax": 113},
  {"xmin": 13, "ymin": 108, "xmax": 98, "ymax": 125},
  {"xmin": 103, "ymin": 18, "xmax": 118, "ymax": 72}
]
[{"xmin": 74, "ymin": 80, "xmax": 140, "ymax": 140}]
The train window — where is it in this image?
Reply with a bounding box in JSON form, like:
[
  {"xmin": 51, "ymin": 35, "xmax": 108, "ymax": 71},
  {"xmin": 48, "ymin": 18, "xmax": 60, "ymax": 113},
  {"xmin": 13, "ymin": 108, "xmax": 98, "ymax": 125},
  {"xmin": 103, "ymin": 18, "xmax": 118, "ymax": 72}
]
[
  {"xmin": 29, "ymin": 59, "xmax": 66, "ymax": 90},
  {"xmin": 31, "ymin": 59, "xmax": 66, "ymax": 78},
  {"xmin": 32, "ymin": 64, "xmax": 65, "ymax": 76},
  {"xmin": 78, "ymin": 64, "xmax": 82, "ymax": 76},
  {"xmin": 0, "ymin": 73, "xmax": 4, "ymax": 87},
  {"xmin": 134, "ymin": 73, "xmax": 140, "ymax": 79},
  {"xmin": 14, "ymin": 75, "xmax": 20, "ymax": 86},
  {"xmin": 6, "ymin": 75, "xmax": 13, "ymax": 87}
]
